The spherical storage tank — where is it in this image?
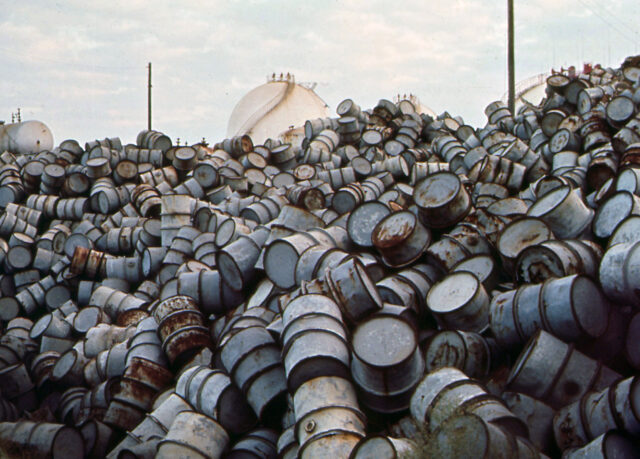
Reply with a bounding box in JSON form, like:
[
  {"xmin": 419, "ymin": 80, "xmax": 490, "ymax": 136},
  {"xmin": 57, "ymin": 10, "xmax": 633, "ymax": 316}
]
[
  {"xmin": 0, "ymin": 120, "xmax": 54, "ymax": 155},
  {"xmin": 226, "ymin": 74, "xmax": 330, "ymax": 146}
]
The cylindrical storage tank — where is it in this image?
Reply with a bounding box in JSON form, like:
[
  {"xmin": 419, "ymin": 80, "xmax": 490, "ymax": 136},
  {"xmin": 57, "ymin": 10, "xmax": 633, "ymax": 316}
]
[
  {"xmin": 219, "ymin": 324, "xmax": 287, "ymax": 424},
  {"xmin": 0, "ymin": 121, "xmax": 54, "ymax": 154},
  {"xmin": 527, "ymin": 185, "xmax": 594, "ymax": 239},
  {"xmin": 497, "ymin": 217, "xmax": 554, "ymax": 274},
  {"xmin": 423, "ymin": 330, "xmax": 493, "ymax": 379},
  {"xmin": 350, "ymin": 314, "xmax": 424, "ymax": 413},
  {"xmin": 181, "ymin": 366, "xmax": 257, "ymax": 435},
  {"xmin": 281, "ymin": 295, "xmax": 350, "ymax": 392},
  {"xmin": 152, "ymin": 295, "xmax": 212, "ymax": 367},
  {"xmin": 410, "ymin": 366, "xmax": 526, "ymax": 437},
  {"xmin": 413, "ymin": 171, "xmax": 472, "ymax": 229},
  {"xmin": 515, "ymin": 239, "xmax": 602, "ymax": 283},
  {"xmin": 426, "ymin": 271, "xmax": 490, "ymax": 333},
  {"xmin": 263, "ymin": 233, "xmax": 318, "ymax": 290},
  {"xmin": 507, "ymin": 330, "xmax": 621, "ymax": 409},
  {"xmin": 490, "ymin": 275, "xmax": 609, "ymax": 347},
  {"xmin": 599, "ymin": 241, "xmax": 640, "ymax": 307},
  {"xmin": 160, "ymin": 194, "xmax": 194, "ymax": 247},
  {"xmin": 293, "ymin": 376, "xmax": 366, "ymax": 459},
  {"xmin": 156, "ymin": 411, "xmax": 229, "ymax": 459},
  {"xmin": 371, "ymin": 211, "xmax": 431, "ymax": 268},
  {"xmin": 323, "ymin": 256, "xmax": 383, "ymax": 323}
]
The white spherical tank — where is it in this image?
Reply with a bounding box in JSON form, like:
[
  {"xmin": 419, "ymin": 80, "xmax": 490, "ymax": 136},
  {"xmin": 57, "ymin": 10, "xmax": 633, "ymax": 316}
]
[
  {"xmin": 227, "ymin": 74, "xmax": 330, "ymax": 146},
  {"xmin": 0, "ymin": 120, "xmax": 54, "ymax": 155}
]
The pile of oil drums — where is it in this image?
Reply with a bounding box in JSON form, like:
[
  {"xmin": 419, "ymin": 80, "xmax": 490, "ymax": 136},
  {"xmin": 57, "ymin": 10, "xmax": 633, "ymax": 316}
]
[{"xmin": 2, "ymin": 58, "xmax": 640, "ymax": 459}]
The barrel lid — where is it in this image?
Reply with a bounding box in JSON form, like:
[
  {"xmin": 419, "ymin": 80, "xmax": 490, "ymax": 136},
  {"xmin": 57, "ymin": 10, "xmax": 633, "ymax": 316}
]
[
  {"xmin": 564, "ymin": 79, "xmax": 588, "ymax": 105},
  {"xmin": 74, "ymin": 306, "xmax": 102, "ymax": 333},
  {"xmin": 541, "ymin": 109, "xmax": 567, "ymax": 137},
  {"xmin": 214, "ymin": 219, "xmax": 237, "ymax": 247},
  {"xmin": 143, "ymin": 218, "xmax": 161, "ymax": 238},
  {"xmin": 486, "ymin": 197, "xmax": 528, "ymax": 218},
  {"xmin": 0, "ymin": 187, "xmax": 19, "ymax": 208},
  {"xmin": 571, "ymin": 275, "xmax": 609, "ymax": 338},
  {"xmin": 11, "ymin": 232, "xmax": 34, "ymax": 247},
  {"xmin": 116, "ymin": 160, "xmax": 138, "ymax": 179},
  {"xmin": 66, "ymin": 172, "xmax": 90, "ymax": 194},
  {"xmin": 51, "ymin": 348, "xmax": 78, "ymax": 381},
  {"xmin": 452, "ymin": 255, "xmax": 495, "ymax": 284},
  {"xmin": 623, "ymin": 65, "xmax": 640, "ymax": 81},
  {"xmin": 616, "ymin": 168, "xmax": 640, "ymax": 193},
  {"xmin": 424, "ymin": 331, "xmax": 466, "ymax": 371},
  {"xmin": 272, "ymin": 172, "xmax": 295, "ymax": 188},
  {"xmin": 46, "ymin": 285, "xmax": 72, "ymax": 310},
  {"xmin": 371, "ymin": 211, "xmax": 417, "ymax": 249},
  {"xmin": 174, "ymin": 146, "xmax": 196, "ymax": 162},
  {"xmin": 610, "ymin": 216, "xmax": 640, "ymax": 247},
  {"xmin": 527, "ymin": 185, "xmax": 571, "ymax": 217},
  {"xmin": 246, "ymin": 152, "xmax": 267, "ymax": 170},
  {"xmin": 593, "ymin": 191, "xmax": 636, "ymax": 239},
  {"xmin": 246, "ymin": 279, "xmax": 276, "ymax": 310},
  {"xmin": 137, "ymin": 162, "xmax": 154, "ymax": 174},
  {"xmin": 217, "ymin": 251, "xmax": 244, "ymax": 292},
  {"xmin": 7, "ymin": 245, "xmax": 32, "ymax": 269},
  {"xmin": 427, "ymin": 272, "xmax": 479, "ymax": 313},
  {"xmin": 347, "ymin": 202, "xmax": 390, "ymax": 247},
  {"xmin": 549, "ymin": 128, "xmax": 572, "ymax": 153},
  {"xmin": 607, "ymin": 96, "xmax": 635, "ymax": 123},
  {"xmin": 600, "ymin": 431, "xmax": 639, "ymax": 458},
  {"xmin": 332, "ymin": 188, "xmax": 360, "ymax": 215},
  {"xmin": 350, "ymin": 156, "xmax": 372, "ymax": 176},
  {"xmin": 546, "ymin": 74, "xmax": 571, "ymax": 90},
  {"xmin": 337, "ymin": 98, "xmax": 356, "ymax": 116},
  {"xmin": 352, "ymin": 315, "xmax": 416, "ymax": 367},
  {"xmin": 270, "ymin": 143, "xmax": 291, "ymax": 155},
  {"xmin": 44, "ymin": 163, "xmax": 65, "ymax": 179},
  {"xmin": 86, "ymin": 157, "xmax": 109, "ymax": 167},
  {"xmin": 242, "ymin": 168, "xmax": 265, "ymax": 186},
  {"xmin": 283, "ymin": 294, "xmax": 342, "ymax": 324},
  {"xmin": 497, "ymin": 218, "xmax": 553, "ymax": 260},
  {"xmin": 24, "ymin": 160, "xmax": 45, "ymax": 176},
  {"xmin": 413, "ymin": 172, "xmax": 461, "ymax": 209},
  {"xmin": 194, "ymin": 161, "xmax": 219, "ymax": 188},
  {"xmin": 64, "ymin": 234, "xmax": 92, "ymax": 258},
  {"xmin": 293, "ymin": 164, "xmax": 315, "ymax": 182},
  {"xmin": 0, "ymin": 297, "xmax": 19, "ymax": 321},
  {"xmin": 351, "ymin": 436, "xmax": 397, "ymax": 459},
  {"xmin": 362, "ymin": 129, "xmax": 383, "ymax": 146},
  {"xmin": 384, "ymin": 140, "xmax": 405, "ymax": 157}
]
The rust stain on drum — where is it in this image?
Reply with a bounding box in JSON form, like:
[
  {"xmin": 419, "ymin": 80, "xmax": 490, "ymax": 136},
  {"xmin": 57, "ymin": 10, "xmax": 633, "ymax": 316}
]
[{"xmin": 372, "ymin": 221, "xmax": 412, "ymax": 248}]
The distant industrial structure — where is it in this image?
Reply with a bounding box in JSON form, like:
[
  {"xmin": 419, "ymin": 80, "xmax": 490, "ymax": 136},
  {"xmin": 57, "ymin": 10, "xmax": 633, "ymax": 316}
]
[
  {"xmin": 0, "ymin": 119, "xmax": 53, "ymax": 155},
  {"xmin": 226, "ymin": 73, "xmax": 330, "ymax": 146}
]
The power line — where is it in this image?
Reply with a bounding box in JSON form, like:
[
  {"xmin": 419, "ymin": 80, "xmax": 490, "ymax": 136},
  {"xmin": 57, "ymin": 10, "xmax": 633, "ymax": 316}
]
[
  {"xmin": 579, "ymin": 0, "xmax": 639, "ymax": 38},
  {"xmin": 0, "ymin": 45, "xmax": 139, "ymax": 71},
  {"xmin": 575, "ymin": 0, "xmax": 639, "ymax": 46}
]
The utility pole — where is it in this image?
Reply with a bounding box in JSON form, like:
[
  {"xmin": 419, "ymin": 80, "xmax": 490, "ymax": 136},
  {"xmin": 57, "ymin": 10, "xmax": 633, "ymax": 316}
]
[
  {"xmin": 147, "ymin": 62, "xmax": 152, "ymax": 130},
  {"xmin": 508, "ymin": 0, "xmax": 515, "ymax": 114}
]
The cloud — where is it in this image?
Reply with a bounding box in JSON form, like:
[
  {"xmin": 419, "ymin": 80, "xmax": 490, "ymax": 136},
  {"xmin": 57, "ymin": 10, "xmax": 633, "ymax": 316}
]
[{"xmin": 1, "ymin": 0, "xmax": 639, "ymax": 145}]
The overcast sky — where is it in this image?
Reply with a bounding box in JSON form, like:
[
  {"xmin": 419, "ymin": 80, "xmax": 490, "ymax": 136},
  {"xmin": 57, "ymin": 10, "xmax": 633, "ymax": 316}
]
[{"xmin": 1, "ymin": 0, "xmax": 639, "ymax": 147}]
